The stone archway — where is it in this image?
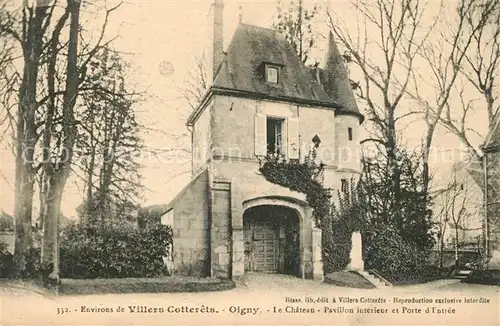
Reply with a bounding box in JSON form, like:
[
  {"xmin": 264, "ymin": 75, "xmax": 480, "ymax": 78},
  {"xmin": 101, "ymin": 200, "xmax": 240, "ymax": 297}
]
[
  {"xmin": 235, "ymin": 195, "xmax": 324, "ymax": 280},
  {"xmin": 243, "ymin": 205, "xmax": 301, "ymax": 276}
]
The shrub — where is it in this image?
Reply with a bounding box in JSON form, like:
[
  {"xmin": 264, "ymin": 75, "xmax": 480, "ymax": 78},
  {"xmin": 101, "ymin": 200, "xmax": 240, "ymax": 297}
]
[
  {"xmin": 364, "ymin": 227, "xmax": 429, "ymax": 282},
  {"xmin": 322, "ymin": 187, "xmax": 364, "ymax": 273},
  {"xmin": 0, "ymin": 241, "xmax": 13, "ymax": 278},
  {"xmin": 60, "ymin": 220, "xmax": 173, "ymax": 279},
  {"xmin": 25, "ymin": 247, "xmax": 41, "ymax": 279}
]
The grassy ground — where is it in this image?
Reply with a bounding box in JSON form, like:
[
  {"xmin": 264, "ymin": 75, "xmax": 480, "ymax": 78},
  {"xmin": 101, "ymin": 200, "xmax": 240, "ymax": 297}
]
[
  {"xmin": 323, "ymin": 271, "xmax": 376, "ymax": 289},
  {"xmin": 376, "ymin": 267, "xmax": 449, "ymax": 285},
  {"xmin": 59, "ymin": 276, "xmax": 236, "ymax": 295},
  {"xmin": 463, "ymin": 270, "xmax": 500, "ymax": 286},
  {"xmin": 0, "ymin": 278, "xmax": 51, "ymax": 296},
  {"xmin": 1, "ymin": 276, "xmax": 236, "ymax": 296}
]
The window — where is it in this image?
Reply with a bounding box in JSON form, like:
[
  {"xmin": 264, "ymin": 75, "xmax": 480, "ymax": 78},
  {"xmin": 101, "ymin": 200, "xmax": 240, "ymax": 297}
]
[
  {"xmin": 266, "ymin": 65, "xmax": 279, "ymax": 84},
  {"xmin": 267, "ymin": 117, "xmax": 284, "ymax": 155},
  {"xmin": 255, "ymin": 114, "xmax": 298, "ymax": 159},
  {"xmin": 348, "ymin": 127, "xmax": 353, "ymax": 141}
]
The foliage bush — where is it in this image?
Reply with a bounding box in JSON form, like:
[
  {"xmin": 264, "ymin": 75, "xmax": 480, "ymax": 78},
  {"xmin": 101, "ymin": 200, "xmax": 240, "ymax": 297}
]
[
  {"xmin": 0, "ymin": 241, "xmax": 13, "ymax": 278},
  {"xmin": 60, "ymin": 220, "xmax": 173, "ymax": 279},
  {"xmin": 259, "ymin": 150, "xmax": 331, "ymax": 227},
  {"xmin": 0, "ymin": 231, "xmax": 42, "ymax": 279},
  {"xmin": 360, "ymin": 150, "xmax": 435, "ymax": 251},
  {"xmin": 323, "ymin": 189, "xmax": 364, "ymax": 273},
  {"xmin": 364, "ymin": 226, "xmax": 430, "ymax": 282},
  {"xmin": 259, "ymin": 149, "xmax": 363, "ymax": 274},
  {"xmin": 259, "ymin": 148, "xmax": 435, "ymax": 279},
  {"xmin": 25, "ymin": 247, "xmax": 41, "ymax": 279},
  {"xmin": 359, "ymin": 149, "xmax": 435, "ymax": 281}
]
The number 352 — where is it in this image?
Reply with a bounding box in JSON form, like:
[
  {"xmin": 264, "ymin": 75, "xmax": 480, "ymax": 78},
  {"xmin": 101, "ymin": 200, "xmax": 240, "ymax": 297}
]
[{"xmin": 57, "ymin": 308, "xmax": 70, "ymax": 314}]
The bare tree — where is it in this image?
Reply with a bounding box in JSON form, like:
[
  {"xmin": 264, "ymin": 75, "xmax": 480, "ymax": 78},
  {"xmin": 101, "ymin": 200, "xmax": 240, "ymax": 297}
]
[
  {"xmin": 435, "ymin": 164, "xmax": 483, "ymax": 269},
  {"xmin": 182, "ymin": 52, "xmax": 208, "ymax": 112},
  {"xmin": 326, "ymin": 0, "xmax": 437, "ymax": 196},
  {"xmin": 273, "ymin": 0, "xmax": 320, "ymax": 64},
  {"xmin": 76, "ymin": 47, "xmax": 144, "ymax": 225},
  {"xmin": 0, "ymin": 0, "xmax": 122, "ymax": 279},
  {"xmin": 327, "ymin": 0, "xmax": 498, "ymax": 196},
  {"xmin": 0, "ymin": 0, "xmax": 54, "ymax": 277},
  {"xmin": 408, "ymin": 0, "xmax": 500, "ymax": 167},
  {"xmin": 460, "ymin": 0, "xmax": 500, "ymax": 129}
]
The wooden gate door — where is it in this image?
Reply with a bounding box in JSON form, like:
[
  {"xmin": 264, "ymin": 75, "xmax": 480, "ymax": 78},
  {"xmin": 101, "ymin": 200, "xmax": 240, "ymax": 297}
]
[
  {"xmin": 244, "ymin": 219, "xmax": 278, "ymax": 273},
  {"xmin": 252, "ymin": 224, "xmax": 278, "ymax": 273},
  {"xmin": 244, "ymin": 219, "xmax": 252, "ymax": 272}
]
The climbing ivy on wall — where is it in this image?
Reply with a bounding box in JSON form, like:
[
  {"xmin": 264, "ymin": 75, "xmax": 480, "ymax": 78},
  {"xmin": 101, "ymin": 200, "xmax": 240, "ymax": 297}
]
[
  {"xmin": 259, "ymin": 150, "xmax": 331, "ymax": 228},
  {"xmin": 259, "ymin": 149, "xmax": 364, "ymax": 274},
  {"xmin": 326, "ymin": 186, "xmax": 364, "ymax": 272}
]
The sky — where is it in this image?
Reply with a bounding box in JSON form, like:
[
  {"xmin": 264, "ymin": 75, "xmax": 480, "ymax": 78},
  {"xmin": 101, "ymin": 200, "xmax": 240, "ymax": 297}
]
[
  {"xmin": 0, "ymin": 0, "xmax": 491, "ymax": 217},
  {"xmin": 0, "ymin": 0, "xmax": 289, "ymax": 216}
]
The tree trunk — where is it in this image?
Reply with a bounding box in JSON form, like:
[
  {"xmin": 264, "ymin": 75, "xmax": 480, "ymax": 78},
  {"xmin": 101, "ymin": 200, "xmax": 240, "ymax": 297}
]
[
  {"xmin": 438, "ymin": 229, "xmax": 445, "ymax": 270},
  {"xmin": 84, "ymin": 149, "xmax": 95, "ymax": 224},
  {"xmin": 13, "ymin": 164, "xmax": 35, "ymax": 276},
  {"xmin": 38, "ymin": 174, "xmax": 47, "ymax": 228},
  {"xmin": 422, "ymin": 122, "xmax": 437, "ymax": 194},
  {"xmin": 455, "ymin": 228, "xmax": 460, "ymax": 271},
  {"xmin": 41, "ymin": 0, "xmax": 81, "ymax": 285},
  {"xmin": 41, "ymin": 171, "xmax": 63, "ymax": 283},
  {"xmin": 13, "ymin": 4, "xmax": 48, "ymax": 277}
]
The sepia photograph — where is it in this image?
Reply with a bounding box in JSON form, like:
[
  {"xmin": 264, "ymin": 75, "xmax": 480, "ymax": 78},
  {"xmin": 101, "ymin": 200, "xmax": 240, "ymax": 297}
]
[{"xmin": 0, "ymin": 0, "xmax": 499, "ymax": 325}]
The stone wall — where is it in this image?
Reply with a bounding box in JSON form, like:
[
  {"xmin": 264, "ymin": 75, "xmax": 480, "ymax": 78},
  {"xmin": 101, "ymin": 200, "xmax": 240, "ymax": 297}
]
[
  {"xmin": 335, "ymin": 114, "xmax": 361, "ymax": 172},
  {"xmin": 192, "ymin": 101, "xmax": 213, "ymax": 175},
  {"xmin": 211, "ymin": 95, "xmax": 343, "ymax": 167},
  {"xmin": 210, "ymin": 179, "xmax": 232, "ymax": 278},
  {"xmin": 170, "ymin": 169, "xmax": 211, "ymax": 276}
]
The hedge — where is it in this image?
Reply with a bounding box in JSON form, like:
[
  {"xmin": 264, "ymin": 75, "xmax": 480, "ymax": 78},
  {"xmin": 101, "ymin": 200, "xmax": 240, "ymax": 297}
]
[
  {"xmin": 60, "ymin": 221, "xmax": 173, "ymax": 279},
  {"xmin": 364, "ymin": 226, "xmax": 429, "ymax": 282}
]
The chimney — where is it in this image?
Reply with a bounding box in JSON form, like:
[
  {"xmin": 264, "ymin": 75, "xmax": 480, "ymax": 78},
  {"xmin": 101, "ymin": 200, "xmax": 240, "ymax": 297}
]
[{"xmin": 213, "ymin": 0, "xmax": 224, "ymax": 81}]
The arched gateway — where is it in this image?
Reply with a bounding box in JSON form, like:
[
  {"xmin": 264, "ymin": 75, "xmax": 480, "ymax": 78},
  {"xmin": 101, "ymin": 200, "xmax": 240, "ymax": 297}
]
[
  {"xmin": 243, "ymin": 205, "xmax": 301, "ymax": 276},
  {"xmin": 161, "ymin": 0, "xmax": 363, "ymax": 281},
  {"xmin": 237, "ymin": 196, "xmax": 322, "ymax": 280}
]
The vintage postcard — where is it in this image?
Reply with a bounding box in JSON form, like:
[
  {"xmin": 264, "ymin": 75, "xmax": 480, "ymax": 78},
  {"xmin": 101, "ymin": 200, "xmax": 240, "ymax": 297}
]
[{"xmin": 0, "ymin": 0, "xmax": 499, "ymax": 325}]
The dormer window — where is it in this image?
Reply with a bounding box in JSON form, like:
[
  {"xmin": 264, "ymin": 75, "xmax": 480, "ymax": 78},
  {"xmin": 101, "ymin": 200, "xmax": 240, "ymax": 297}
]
[{"xmin": 265, "ymin": 65, "xmax": 280, "ymax": 84}]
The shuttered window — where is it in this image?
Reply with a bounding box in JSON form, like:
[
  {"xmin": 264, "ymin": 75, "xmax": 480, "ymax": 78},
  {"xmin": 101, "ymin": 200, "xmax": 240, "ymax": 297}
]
[
  {"xmin": 254, "ymin": 113, "xmax": 299, "ymax": 159},
  {"xmin": 287, "ymin": 117, "xmax": 299, "ymax": 159},
  {"xmin": 267, "ymin": 118, "xmax": 284, "ymax": 155},
  {"xmin": 255, "ymin": 114, "xmax": 267, "ymax": 156}
]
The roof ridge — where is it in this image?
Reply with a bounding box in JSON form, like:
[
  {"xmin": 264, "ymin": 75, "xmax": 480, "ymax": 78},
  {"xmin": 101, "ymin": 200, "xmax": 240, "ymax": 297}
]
[
  {"xmin": 195, "ymin": 22, "xmax": 364, "ymax": 125},
  {"xmin": 238, "ymin": 22, "xmax": 276, "ymax": 32}
]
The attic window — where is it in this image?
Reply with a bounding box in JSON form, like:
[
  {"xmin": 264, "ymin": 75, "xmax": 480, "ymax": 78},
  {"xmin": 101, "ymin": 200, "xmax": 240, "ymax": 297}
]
[{"xmin": 265, "ymin": 65, "xmax": 280, "ymax": 84}]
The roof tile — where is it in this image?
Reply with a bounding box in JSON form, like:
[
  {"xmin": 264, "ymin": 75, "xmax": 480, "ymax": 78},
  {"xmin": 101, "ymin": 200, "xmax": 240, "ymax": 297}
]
[{"xmin": 212, "ymin": 24, "xmax": 362, "ymax": 119}]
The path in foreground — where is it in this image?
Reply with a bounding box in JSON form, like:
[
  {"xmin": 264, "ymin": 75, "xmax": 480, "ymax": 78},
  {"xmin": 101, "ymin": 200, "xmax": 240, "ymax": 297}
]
[{"xmin": 2, "ymin": 274, "xmax": 499, "ymax": 325}]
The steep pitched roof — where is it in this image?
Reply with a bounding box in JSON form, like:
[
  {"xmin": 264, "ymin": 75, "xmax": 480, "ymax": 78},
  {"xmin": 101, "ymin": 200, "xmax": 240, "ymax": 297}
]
[
  {"xmin": 466, "ymin": 153, "xmax": 485, "ymax": 190},
  {"xmin": 464, "ymin": 112, "xmax": 500, "ymax": 190},
  {"xmin": 208, "ymin": 23, "xmax": 362, "ymax": 121},
  {"xmin": 321, "ymin": 32, "xmax": 360, "ymax": 116},
  {"xmin": 483, "ymin": 111, "xmax": 500, "ymax": 152}
]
